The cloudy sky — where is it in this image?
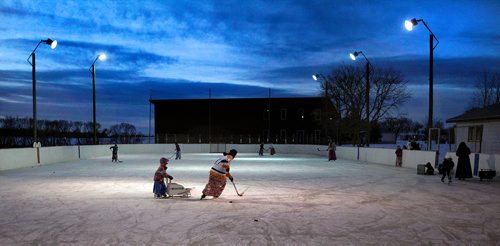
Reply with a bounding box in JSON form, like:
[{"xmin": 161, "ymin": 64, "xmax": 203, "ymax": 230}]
[{"xmin": 0, "ymin": 0, "xmax": 498, "ymax": 133}]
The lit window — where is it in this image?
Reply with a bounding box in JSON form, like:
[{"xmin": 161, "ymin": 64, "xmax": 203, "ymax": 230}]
[{"xmin": 298, "ymin": 109, "xmax": 304, "ymax": 120}]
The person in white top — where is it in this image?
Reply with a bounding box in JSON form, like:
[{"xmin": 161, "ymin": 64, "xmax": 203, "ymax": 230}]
[{"xmin": 200, "ymin": 149, "xmax": 237, "ymax": 200}]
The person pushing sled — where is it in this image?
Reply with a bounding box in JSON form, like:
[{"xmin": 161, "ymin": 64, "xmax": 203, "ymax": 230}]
[{"xmin": 153, "ymin": 157, "xmax": 191, "ymax": 199}]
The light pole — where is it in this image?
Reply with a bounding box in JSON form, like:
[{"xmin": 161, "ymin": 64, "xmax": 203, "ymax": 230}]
[
  {"xmin": 27, "ymin": 38, "xmax": 58, "ymax": 144},
  {"xmin": 313, "ymin": 74, "xmax": 333, "ymax": 144},
  {"xmin": 89, "ymin": 53, "xmax": 107, "ymax": 145},
  {"xmin": 405, "ymin": 18, "xmax": 439, "ymax": 149},
  {"xmin": 350, "ymin": 51, "xmax": 372, "ymax": 146}
]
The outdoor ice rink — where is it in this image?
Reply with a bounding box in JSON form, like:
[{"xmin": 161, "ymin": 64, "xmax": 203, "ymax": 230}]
[{"xmin": 1, "ymin": 153, "xmax": 499, "ymax": 245}]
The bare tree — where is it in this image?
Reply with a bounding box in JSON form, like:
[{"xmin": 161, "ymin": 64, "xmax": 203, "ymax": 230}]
[
  {"xmin": 108, "ymin": 123, "xmax": 143, "ymax": 144},
  {"xmin": 471, "ymin": 71, "xmax": 500, "ymax": 108},
  {"xmin": 380, "ymin": 117, "xmax": 412, "ymax": 142},
  {"xmin": 325, "ymin": 65, "xmax": 410, "ymax": 144}
]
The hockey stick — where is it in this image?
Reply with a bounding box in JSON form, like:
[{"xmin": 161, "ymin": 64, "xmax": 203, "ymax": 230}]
[
  {"xmin": 230, "ymin": 180, "xmax": 244, "ymax": 196},
  {"xmin": 317, "ymin": 148, "xmax": 328, "ymax": 151},
  {"xmin": 168, "ymin": 152, "xmax": 176, "ymax": 160}
]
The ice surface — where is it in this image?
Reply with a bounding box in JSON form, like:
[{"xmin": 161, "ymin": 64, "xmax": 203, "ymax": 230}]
[{"xmin": 0, "ymin": 153, "xmax": 499, "ymax": 245}]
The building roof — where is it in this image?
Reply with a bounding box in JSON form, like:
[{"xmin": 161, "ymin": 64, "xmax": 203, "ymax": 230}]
[
  {"xmin": 149, "ymin": 96, "xmax": 326, "ymax": 104},
  {"xmin": 447, "ymin": 103, "xmax": 500, "ymax": 123}
]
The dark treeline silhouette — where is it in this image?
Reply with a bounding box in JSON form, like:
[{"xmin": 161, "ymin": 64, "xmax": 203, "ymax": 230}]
[{"xmin": 0, "ymin": 116, "xmax": 144, "ymax": 148}]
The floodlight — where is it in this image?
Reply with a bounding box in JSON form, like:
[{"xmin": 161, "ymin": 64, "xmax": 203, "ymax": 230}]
[
  {"xmin": 98, "ymin": 53, "xmax": 107, "ymax": 61},
  {"xmin": 404, "ymin": 18, "xmax": 418, "ymax": 31}
]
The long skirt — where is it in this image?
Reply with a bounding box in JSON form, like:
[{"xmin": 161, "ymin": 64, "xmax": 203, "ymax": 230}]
[
  {"xmin": 202, "ymin": 172, "xmax": 227, "ymax": 197},
  {"xmin": 328, "ymin": 150, "xmax": 337, "ymax": 161},
  {"xmin": 153, "ymin": 181, "xmax": 166, "ymax": 196}
]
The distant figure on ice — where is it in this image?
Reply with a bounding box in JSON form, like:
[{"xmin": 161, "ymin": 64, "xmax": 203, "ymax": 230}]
[
  {"xmin": 259, "ymin": 143, "xmax": 264, "ymax": 156},
  {"xmin": 395, "ymin": 145, "xmax": 402, "ymax": 167},
  {"xmin": 455, "ymin": 142, "xmax": 472, "ymax": 180},
  {"xmin": 175, "ymin": 142, "xmax": 181, "ymax": 160},
  {"xmin": 200, "ymin": 149, "xmax": 237, "ymax": 200},
  {"xmin": 153, "ymin": 157, "xmax": 173, "ymax": 199},
  {"xmin": 269, "ymin": 144, "xmax": 276, "ymax": 155},
  {"xmin": 109, "ymin": 144, "xmax": 118, "ymax": 162},
  {"xmin": 327, "ymin": 140, "xmax": 336, "ymax": 161},
  {"xmin": 440, "ymin": 154, "xmax": 455, "ymax": 184}
]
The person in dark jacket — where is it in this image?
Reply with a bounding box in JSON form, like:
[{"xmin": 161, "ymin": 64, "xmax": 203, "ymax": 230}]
[
  {"xmin": 455, "ymin": 142, "xmax": 473, "ymax": 180},
  {"xmin": 109, "ymin": 144, "xmax": 118, "ymax": 163},
  {"xmin": 441, "ymin": 154, "xmax": 455, "ymax": 184},
  {"xmin": 175, "ymin": 142, "xmax": 181, "ymax": 160},
  {"xmin": 259, "ymin": 143, "xmax": 264, "ymax": 156}
]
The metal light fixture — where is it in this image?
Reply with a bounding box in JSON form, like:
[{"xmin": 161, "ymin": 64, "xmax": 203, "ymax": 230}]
[
  {"xmin": 404, "ymin": 17, "xmax": 439, "ymax": 149},
  {"xmin": 89, "ymin": 53, "xmax": 107, "ymax": 144},
  {"xmin": 27, "ymin": 38, "xmax": 58, "ymax": 144},
  {"xmin": 349, "ymin": 51, "xmax": 361, "ymax": 61},
  {"xmin": 404, "ymin": 18, "xmax": 419, "ymax": 31}
]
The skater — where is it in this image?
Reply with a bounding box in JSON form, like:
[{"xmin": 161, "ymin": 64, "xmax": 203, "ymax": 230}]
[
  {"xmin": 269, "ymin": 144, "xmax": 276, "ymax": 155},
  {"xmin": 395, "ymin": 145, "xmax": 402, "ymax": 167},
  {"xmin": 259, "ymin": 143, "xmax": 264, "ymax": 156},
  {"xmin": 175, "ymin": 142, "xmax": 181, "ymax": 160},
  {"xmin": 455, "ymin": 142, "xmax": 472, "ymax": 180},
  {"xmin": 109, "ymin": 144, "xmax": 118, "ymax": 163},
  {"xmin": 327, "ymin": 140, "xmax": 336, "ymax": 161},
  {"xmin": 200, "ymin": 149, "xmax": 237, "ymax": 200},
  {"xmin": 153, "ymin": 157, "xmax": 174, "ymax": 199},
  {"xmin": 441, "ymin": 154, "xmax": 455, "ymax": 184}
]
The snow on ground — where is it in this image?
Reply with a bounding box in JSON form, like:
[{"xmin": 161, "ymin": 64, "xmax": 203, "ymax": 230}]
[{"xmin": 0, "ymin": 153, "xmax": 499, "ymax": 245}]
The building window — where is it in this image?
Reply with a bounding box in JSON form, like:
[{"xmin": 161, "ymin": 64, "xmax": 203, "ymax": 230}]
[
  {"xmin": 298, "ymin": 109, "xmax": 304, "ymax": 120},
  {"xmin": 468, "ymin": 125, "xmax": 483, "ymax": 142},
  {"xmin": 281, "ymin": 109, "xmax": 287, "ymax": 120},
  {"xmin": 314, "ymin": 110, "xmax": 321, "ymax": 121},
  {"xmin": 263, "ymin": 109, "xmax": 270, "ymax": 120},
  {"xmin": 314, "ymin": 130, "xmax": 321, "ymax": 144},
  {"xmin": 280, "ymin": 129, "xmax": 287, "ymax": 143},
  {"xmin": 296, "ymin": 130, "xmax": 304, "ymax": 144}
]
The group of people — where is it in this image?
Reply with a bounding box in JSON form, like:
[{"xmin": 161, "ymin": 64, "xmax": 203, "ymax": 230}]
[
  {"xmin": 135, "ymin": 139, "xmax": 476, "ymax": 200},
  {"xmin": 395, "ymin": 141, "xmax": 474, "ymax": 183},
  {"xmin": 258, "ymin": 143, "xmax": 276, "ymax": 156},
  {"xmin": 152, "ymin": 147, "xmax": 239, "ymax": 200}
]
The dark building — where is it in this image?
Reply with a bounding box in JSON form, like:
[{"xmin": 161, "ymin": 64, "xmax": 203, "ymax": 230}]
[{"xmin": 150, "ymin": 97, "xmax": 336, "ymax": 144}]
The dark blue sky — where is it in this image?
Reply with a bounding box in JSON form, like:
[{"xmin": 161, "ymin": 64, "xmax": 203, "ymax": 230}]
[{"xmin": 0, "ymin": 0, "xmax": 499, "ymax": 133}]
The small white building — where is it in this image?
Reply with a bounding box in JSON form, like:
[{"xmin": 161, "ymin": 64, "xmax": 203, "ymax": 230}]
[{"xmin": 447, "ymin": 103, "xmax": 500, "ymax": 154}]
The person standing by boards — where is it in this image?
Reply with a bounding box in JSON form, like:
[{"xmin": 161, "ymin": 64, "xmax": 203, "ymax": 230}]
[
  {"xmin": 109, "ymin": 144, "xmax": 118, "ymax": 163},
  {"xmin": 327, "ymin": 140, "xmax": 336, "ymax": 161},
  {"xmin": 174, "ymin": 142, "xmax": 181, "ymax": 160}
]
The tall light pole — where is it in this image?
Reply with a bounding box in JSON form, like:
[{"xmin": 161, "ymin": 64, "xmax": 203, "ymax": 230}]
[
  {"xmin": 27, "ymin": 38, "xmax": 58, "ymax": 144},
  {"xmin": 313, "ymin": 73, "xmax": 333, "ymax": 144},
  {"xmin": 405, "ymin": 18, "xmax": 439, "ymax": 149},
  {"xmin": 89, "ymin": 53, "xmax": 107, "ymax": 145},
  {"xmin": 350, "ymin": 51, "xmax": 372, "ymax": 146}
]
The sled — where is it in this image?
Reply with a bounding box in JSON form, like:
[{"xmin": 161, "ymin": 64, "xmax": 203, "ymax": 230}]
[{"xmin": 166, "ymin": 179, "xmax": 192, "ymax": 198}]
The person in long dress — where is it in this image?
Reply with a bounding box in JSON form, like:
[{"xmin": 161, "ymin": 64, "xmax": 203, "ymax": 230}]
[
  {"xmin": 455, "ymin": 142, "xmax": 473, "ymax": 180},
  {"xmin": 327, "ymin": 140, "xmax": 336, "ymax": 161},
  {"xmin": 200, "ymin": 149, "xmax": 237, "ymax": 200}
]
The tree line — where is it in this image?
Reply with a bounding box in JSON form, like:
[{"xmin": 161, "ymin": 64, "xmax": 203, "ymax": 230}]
[{"xmin": 0, "ymin": 117, "xmax": 144, "ymax": 148}]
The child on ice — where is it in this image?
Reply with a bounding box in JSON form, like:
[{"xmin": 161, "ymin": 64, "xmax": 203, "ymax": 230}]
[{"xmin": 153, "ymin": 157, "xmax": 174, "ymax": 199}]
